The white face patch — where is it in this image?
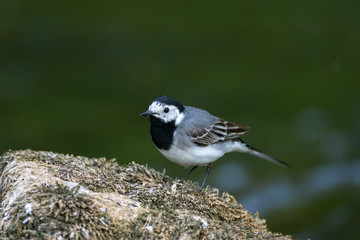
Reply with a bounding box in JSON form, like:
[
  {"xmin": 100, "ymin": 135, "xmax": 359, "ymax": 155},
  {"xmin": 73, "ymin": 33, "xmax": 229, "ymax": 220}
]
[
  {"xmin": 148, "ymin": 101, "xmax": 182, "ymax": 123},
  {"xmin": 175, "ymin": 112, "xmax": 184, "ymax": 126}
]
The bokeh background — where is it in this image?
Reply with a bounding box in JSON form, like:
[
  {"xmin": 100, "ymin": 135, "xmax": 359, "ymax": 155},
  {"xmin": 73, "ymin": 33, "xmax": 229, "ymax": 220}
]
[{"xmin": 1, "ymin": 1, "xmax": 360, "ymax": 239}]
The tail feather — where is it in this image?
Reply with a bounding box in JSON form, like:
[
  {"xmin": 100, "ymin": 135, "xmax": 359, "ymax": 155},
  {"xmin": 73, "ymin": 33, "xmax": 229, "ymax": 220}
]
[{"xmin": 245, "ymin": 144, "xmax": 289, "ymax": 168}]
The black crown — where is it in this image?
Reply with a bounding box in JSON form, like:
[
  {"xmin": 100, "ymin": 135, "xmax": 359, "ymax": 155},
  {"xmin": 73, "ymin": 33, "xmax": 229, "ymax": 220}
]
[{"xmin": 155, "ymin": 96, "xmax": 185, "ymax": 112}]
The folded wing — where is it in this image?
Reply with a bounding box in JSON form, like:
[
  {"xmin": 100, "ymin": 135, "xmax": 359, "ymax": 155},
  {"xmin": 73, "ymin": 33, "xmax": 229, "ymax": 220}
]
[{"xmin": 187, "ymin": 118, "xmax": 250, "ymax": 146}]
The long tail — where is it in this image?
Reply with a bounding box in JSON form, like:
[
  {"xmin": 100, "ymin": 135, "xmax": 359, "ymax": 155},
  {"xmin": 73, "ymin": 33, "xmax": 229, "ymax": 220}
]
[{"xmin": 242, "ymin": 142, "xmax": 289, "ymax": 167}]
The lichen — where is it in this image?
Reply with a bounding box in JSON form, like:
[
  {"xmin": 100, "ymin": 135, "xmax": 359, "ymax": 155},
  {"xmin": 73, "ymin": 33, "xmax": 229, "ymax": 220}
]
[{"xmin": 0, "ymin": 149, "xmax": 291, "ymax": 239}]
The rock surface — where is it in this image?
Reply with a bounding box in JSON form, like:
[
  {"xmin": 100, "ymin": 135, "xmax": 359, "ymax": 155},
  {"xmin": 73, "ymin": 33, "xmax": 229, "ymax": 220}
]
[{"xmin": 0, "ymin": 149, "xmax": 291, "ymax": 239}]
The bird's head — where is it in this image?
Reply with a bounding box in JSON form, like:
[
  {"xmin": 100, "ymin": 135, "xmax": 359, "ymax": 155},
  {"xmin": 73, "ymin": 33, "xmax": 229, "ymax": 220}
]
[{"xmin": 140, "ymin": 96, "xmax": 185, "ymax": 124}]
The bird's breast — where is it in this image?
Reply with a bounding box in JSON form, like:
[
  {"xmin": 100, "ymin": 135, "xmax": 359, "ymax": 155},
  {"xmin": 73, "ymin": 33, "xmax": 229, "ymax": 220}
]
[
  {"xmin": 159, "ymin": 144, "xmax": 225, "ymax": 167},
  {"xmin": 149, "ymin": 117, "xmax": 176, "ymax": 150}
]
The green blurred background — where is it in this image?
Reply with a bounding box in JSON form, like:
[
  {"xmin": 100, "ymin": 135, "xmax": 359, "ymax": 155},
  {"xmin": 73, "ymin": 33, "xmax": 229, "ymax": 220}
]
[{"xmin": 1, "ymin": 1, "xmax": 360, "ymax": 239}]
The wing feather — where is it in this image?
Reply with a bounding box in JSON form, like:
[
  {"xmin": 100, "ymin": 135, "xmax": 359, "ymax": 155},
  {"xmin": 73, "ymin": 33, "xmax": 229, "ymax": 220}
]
[{"xmin": 187, "ymin": 118, "xmax": 250, "ymax": 146}]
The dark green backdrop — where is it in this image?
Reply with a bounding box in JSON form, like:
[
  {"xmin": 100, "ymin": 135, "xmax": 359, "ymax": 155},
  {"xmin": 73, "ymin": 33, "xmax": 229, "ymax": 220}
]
[{"xmin": 1, "ymin": 1, "xmax": 360, "ymax": 239}]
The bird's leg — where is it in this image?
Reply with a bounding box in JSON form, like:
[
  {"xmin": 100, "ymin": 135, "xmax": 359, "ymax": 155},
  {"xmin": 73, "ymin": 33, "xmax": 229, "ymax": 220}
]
[
  {"xmin": 200, "ymin": 163, "xmax": 212, "ymax": 189},
  {"xmin": 180, "ymin": 165, "xmax": 198, "ymax": 182}
]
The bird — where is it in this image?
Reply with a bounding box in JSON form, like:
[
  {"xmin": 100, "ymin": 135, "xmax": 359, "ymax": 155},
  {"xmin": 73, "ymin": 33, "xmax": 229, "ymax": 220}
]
[{"xmin": 140, "ymin": 95, "xmax": 288, "ymax": 189}]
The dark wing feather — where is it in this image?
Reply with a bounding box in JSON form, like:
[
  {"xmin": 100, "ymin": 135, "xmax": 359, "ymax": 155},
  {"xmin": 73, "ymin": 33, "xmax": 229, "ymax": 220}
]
[{"xmin": 187, "ymin": 118, "xmax": 250, "ymax": 146}]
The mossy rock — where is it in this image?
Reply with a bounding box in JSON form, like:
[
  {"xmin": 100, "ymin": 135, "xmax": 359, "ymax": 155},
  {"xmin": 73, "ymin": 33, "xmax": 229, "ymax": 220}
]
[{"xmin": 0, "ymin": 149, "xmax": 291, "ymax": 239}]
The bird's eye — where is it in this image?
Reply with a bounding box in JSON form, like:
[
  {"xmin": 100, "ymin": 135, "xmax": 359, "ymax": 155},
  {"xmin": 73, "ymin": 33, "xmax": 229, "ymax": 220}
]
[{"xmin": 164, "ymin": 107, "xmax": 169, "ymax": 113}]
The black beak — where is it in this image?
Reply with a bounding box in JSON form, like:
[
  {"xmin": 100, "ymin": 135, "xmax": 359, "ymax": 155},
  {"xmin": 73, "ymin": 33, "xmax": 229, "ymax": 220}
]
[{"xmin": 140, "ymin": 110, "xmax": 154, "ymax": 117}]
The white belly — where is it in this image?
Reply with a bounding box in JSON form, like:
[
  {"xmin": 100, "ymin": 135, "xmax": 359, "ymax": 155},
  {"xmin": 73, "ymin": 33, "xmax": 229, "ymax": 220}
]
[{"xmin": 159, "ymin": 145, "xmax": 225, "ymax": 167}]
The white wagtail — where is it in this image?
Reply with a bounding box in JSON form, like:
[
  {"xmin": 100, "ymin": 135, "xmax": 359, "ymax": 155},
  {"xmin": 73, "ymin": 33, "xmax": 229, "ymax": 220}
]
[{"xmin": 140, "ymin": 96, "xmax": 288, "ymax": 189}]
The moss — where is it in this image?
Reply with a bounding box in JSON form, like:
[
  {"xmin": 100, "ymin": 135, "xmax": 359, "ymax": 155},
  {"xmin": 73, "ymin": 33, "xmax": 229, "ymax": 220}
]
[
  {"xmin": 0, "ymin": 149, "xmax": 291, "ymax": 239},
  {"xmin": 1, "ymin": 182, "xmax": 128, "ymax": 239}
]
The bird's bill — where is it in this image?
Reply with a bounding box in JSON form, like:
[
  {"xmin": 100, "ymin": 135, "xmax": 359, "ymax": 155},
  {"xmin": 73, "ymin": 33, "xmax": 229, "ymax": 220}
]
[{"xmin": 140, "ymin": 110, "xmax": 154, "ymax": 117}]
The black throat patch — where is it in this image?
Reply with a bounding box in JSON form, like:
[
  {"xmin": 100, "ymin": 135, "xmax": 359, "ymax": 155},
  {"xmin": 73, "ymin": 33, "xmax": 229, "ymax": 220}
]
[{"xmin": 149, "ymin": 116, "xmax": 176, "ymax": 150}]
